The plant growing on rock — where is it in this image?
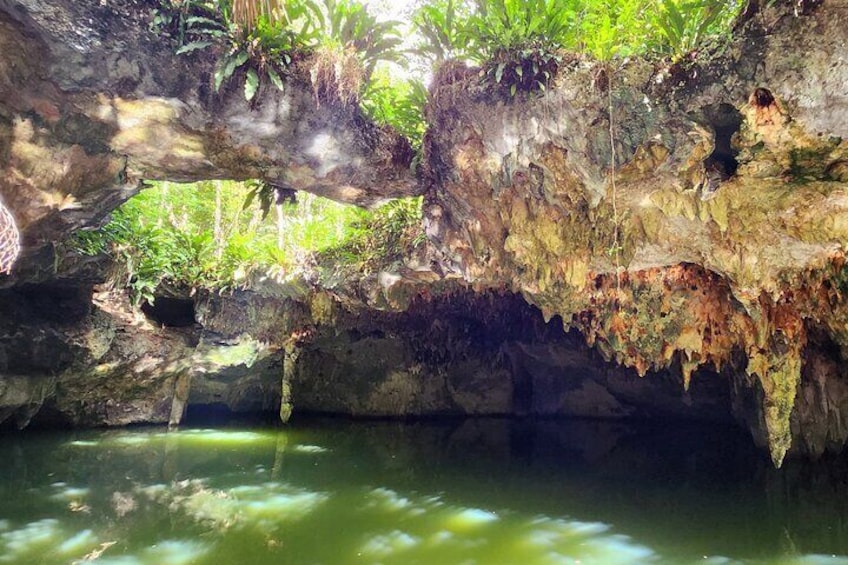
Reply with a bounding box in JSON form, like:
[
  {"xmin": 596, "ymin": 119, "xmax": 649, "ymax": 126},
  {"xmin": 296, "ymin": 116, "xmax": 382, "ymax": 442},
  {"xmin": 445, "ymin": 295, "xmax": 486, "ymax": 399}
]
[
  {"xmin": 322, "ymin": 196, "xmax": 426, "ymax": 274},
  {"xmin": 360, "ymin": 70, "xmax": 428, "ymax": 151},
  {"xmin": 464, "ymin": 0, "xmax": 579, "ymax": 95},
  {"xmin": 153, "ymin": 0, "xmax": 324, "ymax": 101},
  {"xmin": 322, "ymin": 0, "xmax": 404, "ymax": 80},
  {"xmin": 411, "ymin": 0, "xmax": 473, "ymax": 63},
  {"xmin": 215, "ymin": 0, "xmax": 325, "ymax": 101},
  {"xmin": 650, "ymin": 0, "xmax": 743, "ymax": 59},
  {"xmin": 311, "ymin": 0, "xmax": 404, "ymax": 105}
]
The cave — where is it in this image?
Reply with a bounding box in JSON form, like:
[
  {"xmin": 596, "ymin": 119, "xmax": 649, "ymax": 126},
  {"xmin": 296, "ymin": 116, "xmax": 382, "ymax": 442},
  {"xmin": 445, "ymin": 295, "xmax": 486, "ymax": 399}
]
[
  {"xmin": 140, "ymin": 296, "xmax": 197, "ymax": 327},
  {"xmin": 2, "ymin": 0, "xmax": 848, "ymax": 561},
  {"xmin": 701, "ymin": 102, "xmax": 742, "ymax": 184}
]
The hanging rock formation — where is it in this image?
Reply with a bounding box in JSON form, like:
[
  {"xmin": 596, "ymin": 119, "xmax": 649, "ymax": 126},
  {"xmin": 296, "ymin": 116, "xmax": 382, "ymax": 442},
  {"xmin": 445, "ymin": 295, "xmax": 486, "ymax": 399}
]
[
  {"xmin": 420, "ymin": 1, "xmax": 848, "ymax": 467},
  {"xmin": 1, "ymin": 0, "xmax": 848, "ymax": 466},
  {"xmin": 0, "ymin": 0, "xmax": 417, "ymax": 279}
]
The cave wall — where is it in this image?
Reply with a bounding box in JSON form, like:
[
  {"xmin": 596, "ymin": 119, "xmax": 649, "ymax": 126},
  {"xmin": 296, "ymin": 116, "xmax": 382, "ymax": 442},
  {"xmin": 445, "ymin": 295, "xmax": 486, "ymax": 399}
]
[
  {"xmin": 419, "ymin": 1, "xmax": 848, "ymax": 466},
  {"xmin": 288, "ymin": 290, "xmax": 735, "ymax": 424},
  {"xmin": 2, "ymin": 0, "xmax": 848, "ymax": 466},
  {"xmin": 1, "ymin": 264, "xmax": 847, "ymax": 465},
  {"xmin": 0, "ymin": 282, "xmax": 287, "ymax": 428}
]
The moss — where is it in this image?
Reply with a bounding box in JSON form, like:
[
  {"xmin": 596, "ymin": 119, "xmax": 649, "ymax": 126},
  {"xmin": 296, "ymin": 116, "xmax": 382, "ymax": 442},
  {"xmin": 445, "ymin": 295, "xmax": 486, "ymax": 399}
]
[
  {"xmin": 310, "ymin": 292, "xmax": 336, "ymax": 326},
  {"xmin": 747, "ymin": 350, "xmax": 802, "ymax": 467},
  {"xmin": 200, "ymin": 338, "xmax": 261, "ymax": 368}
]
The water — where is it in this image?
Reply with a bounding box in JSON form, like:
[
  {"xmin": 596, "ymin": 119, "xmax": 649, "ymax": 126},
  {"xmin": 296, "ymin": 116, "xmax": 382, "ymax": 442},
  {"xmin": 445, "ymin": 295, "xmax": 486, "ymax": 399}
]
[{"xmin": 1, "ymin": 417, "xmax": 847, "ymax": 565}]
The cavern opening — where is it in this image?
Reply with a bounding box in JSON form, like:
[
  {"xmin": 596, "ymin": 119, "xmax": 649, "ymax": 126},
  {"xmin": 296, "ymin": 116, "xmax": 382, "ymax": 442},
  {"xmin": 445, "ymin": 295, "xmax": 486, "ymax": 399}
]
[
  {"xmin": 141, "ymin": 296, "xmax": 196, "ymax": 327},
  {"xmin": 5, "ymin": 0, "xmax": 848, "ymax": 562},
  {"xmin": 699, "ymin": 103, "xmax": 742, "ymax": 188}
]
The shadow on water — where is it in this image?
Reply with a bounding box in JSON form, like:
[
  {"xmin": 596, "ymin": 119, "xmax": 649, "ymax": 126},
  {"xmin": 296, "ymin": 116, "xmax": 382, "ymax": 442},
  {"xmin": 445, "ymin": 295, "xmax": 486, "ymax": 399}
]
[{"xmin": 1, "ymin": 417, "xmax": 847, "ymax": 564}]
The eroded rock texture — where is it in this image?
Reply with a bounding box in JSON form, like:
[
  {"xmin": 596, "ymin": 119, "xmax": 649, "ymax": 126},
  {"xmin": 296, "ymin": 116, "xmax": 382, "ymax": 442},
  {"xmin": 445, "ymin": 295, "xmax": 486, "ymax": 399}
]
[
  {"xmin": 0, "ymin": 281, "xmax": 289, "ymax": 428},
  {"xmin": 421, "ymin": 1, "xmax": 848, "ymax": 466},
  {"xmin": 0, "ymin": 0, "xmax": 417, "ymax": 279},
  {"xmin": 2, "ymin": 0, "xmax": 848, "ymax": 466}
]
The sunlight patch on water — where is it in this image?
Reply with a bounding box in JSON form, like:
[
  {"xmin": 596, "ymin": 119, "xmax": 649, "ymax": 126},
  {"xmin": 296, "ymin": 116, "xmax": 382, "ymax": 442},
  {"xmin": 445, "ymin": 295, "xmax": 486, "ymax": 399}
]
[
  {"xmin": 178, "ymin": 429, "xmax": 270, "ymax": 444},
  {"xmin": 241, "ymin": 488, "xmax": 329, "ymax": 524},
  {"xmin": 0, "ymin": 519, "xmax": 63, "ymax": 563},
  {"xmin": 153, "ymin": 480, "xmax": 328, "ymax": 533},
  {"xmin": 578, "ymin": 533, "xmax": 658, "ymax": 564},
  {"xmin": 367, "ymin": 487, "xmax": 414, "ymax": 512},
  {"xmin": 359, "ymin": 530, "xmax": 421, "ymax": 559},
  {"xmin": 443, "ymin": 508, "xmax": 499, "ymax": 531},
  {"xmin": 72, "ymin": 429, "xmax": 277, "ymax": 450},
  {"xmin": 142, "ymin": 540, "xmax": 211, "ymax": 565},
  {"xmin": 96, "ymin": 540, "xmax": 211, "ymax": 565},
  {"xmin": 110, "ymin": 435, "xmax": 155, "ymax": 446},
  {"xmin": 353, "ymin": 487, "xmax": 659, "ymax": 564},
  {"xmin": 49, "ymin": 484, "xmax": 89, "ymax": 501},
  {"xmin": 773, "ymin": 557, "xmax": 848, "ymax": 565},
  {"xmin": 68, "ymin": 440, "xmax": 99, "ymax": 447},
  {"xmin": 512, "ymin": 516, "xmax": 657, "ymax": 565},
  {"xmin": 292, "ymin": 444, "xmax": 329, "ymax": 453},
  {"xmin": 57, "ymin": 529, "xmax": 97, "ymax": 555}
]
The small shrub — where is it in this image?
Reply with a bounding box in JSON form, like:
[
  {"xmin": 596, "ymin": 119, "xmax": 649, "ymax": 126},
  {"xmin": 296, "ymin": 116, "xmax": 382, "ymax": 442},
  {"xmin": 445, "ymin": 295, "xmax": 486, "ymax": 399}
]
[
  {"xmin": 650, "ymin": 0, "xmax": 743, "ymax": 59},
  {"xmin": 360, "ymin": 70, "xmax": 428, "ymax": 150},
  {"xmin": 411, "ymin": 0, "xmax": 472, "ymax": 63},
  {"xmin": 463, "ymin": 0, "xmax": 579, "ymax": 95}
]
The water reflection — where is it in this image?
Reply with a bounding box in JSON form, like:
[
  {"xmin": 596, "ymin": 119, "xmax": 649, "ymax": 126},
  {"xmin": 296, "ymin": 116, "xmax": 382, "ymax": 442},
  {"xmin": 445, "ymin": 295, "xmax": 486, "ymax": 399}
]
[{"xmin": 0, "ymin": 419, "xmax": 847, "ymax": 564}]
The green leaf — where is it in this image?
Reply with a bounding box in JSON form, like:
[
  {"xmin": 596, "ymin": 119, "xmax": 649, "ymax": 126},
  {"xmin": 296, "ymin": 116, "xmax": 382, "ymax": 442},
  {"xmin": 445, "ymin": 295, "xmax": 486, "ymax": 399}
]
[
  {"xmin": 242, "ymin": 188, "xmax": 257, "ymax": 211},
  {"xmin": 185, "ymin": 16, "xmax": 224, "ymax": 29},
  {"xmin": 267, "ymin": 68, "xmax": 285, "ymax": 92},
  {"xmin": 662, "ymin": 0, "xmax": 686, "ymax": 38},
  {"xmin": 510, "ymin": 83, "xmax": 517, "ymax": 97},
  {"xmin": 231, "ymin": 51, "xmax": 249, "ymax": 72},
  {"xmin": 495, "ymin": 63, "xmax": 505, "ymax": 84},
  {"xmin": 176, "ymin": 41, "xmax": 212, "ymax": 55},
  {"xmin": 213, "ymin": 60, "xmax": 227, "ymax": 91},
  {"xmin": 244, "ymin": 69, "xmax": 259, "ymax": 101}
]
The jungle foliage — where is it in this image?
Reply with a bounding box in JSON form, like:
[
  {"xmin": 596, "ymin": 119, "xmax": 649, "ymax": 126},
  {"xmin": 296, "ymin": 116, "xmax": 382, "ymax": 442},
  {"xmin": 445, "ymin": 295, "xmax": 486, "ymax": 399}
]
[
  {"xmin": 151, "ymin": 0, "xmax": 744, "ymax": 123},
  {"xmin": 118, "ymin": 0, "xmax": 747, "ymax": 300},
  {"xmin": 412, "ymin": 0, "xmax": 743, "ymax": 94},
  {"xmin": 70, "ymin": 182, "xmax": 425, "ymax": 305}
]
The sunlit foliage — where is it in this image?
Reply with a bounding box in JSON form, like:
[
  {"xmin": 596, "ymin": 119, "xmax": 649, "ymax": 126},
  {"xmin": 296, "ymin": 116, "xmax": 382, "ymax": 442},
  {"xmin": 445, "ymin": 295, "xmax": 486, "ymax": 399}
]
[{"xmin": 70, "ymin": 182, "xmax": 424, "ymax": 304}]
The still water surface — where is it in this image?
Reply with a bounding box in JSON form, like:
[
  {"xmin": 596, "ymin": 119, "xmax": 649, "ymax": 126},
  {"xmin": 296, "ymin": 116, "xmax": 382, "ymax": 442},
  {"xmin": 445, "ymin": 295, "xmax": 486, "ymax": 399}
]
[{"xmin": 1, "ymin": 417, "xmax": 847, "ymax": 564}]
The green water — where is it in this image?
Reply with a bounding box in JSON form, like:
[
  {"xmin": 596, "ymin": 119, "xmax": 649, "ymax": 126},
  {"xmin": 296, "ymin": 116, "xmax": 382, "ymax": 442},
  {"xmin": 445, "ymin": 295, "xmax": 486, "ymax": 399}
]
[{"xmin": 1, "ymin": 418, "xmax": 847, "ymax": 565}]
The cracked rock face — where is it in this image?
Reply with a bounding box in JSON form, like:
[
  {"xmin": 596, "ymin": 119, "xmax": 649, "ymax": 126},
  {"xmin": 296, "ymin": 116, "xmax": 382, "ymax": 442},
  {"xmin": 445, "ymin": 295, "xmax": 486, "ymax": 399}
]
[
  {"xmin": 2, "ymin": 0, "xmax": 848, "ymax": 466},
  {"xmin": 0, "ymin": 0, "xmax": 417, "ymax": 281},
  {"xmin": 421, "ymin": 2, "xmax": 848, "ymax": 466}
]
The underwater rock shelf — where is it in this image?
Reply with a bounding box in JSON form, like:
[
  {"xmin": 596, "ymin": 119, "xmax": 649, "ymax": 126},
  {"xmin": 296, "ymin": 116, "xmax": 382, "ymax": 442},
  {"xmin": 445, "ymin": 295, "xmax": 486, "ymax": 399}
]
[{"xmin": 3, "ymin": 0, "xmax": 848, "ymax": 467}]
